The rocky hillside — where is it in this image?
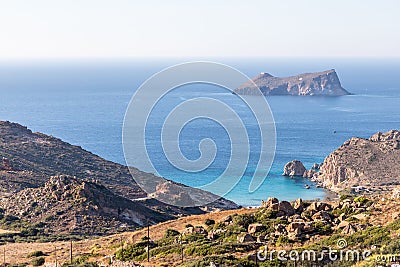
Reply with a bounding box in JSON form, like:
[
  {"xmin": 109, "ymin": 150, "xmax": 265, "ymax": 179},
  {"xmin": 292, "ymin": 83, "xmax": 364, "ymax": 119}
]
[
  {"xmin": 315, "ymin": 130, "xmax": 400, "ymax": 193},
  {"xmin": 0, "ymin": 121, "xmax": 145, "ymax": 199},
  {"xmin": 0, "ymin": 175, "xmax": 175, "ymax": 235},
  {"xmin": 0, "ymin": 121, "xmax": 238, "ymax": 236},
  {"xmin": 235, "ymin": 69, "xmax": 350, "ymax": 96}
]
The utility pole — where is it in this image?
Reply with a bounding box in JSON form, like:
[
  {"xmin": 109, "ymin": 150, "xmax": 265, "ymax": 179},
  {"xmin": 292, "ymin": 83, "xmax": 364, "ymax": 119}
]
[
  {"xmin": 70, "ymin": 240, "xmax": 73, "ymax": 263},
  {"xmin": 147, "ymin": 220, "xmax": 150, "ymax": 262},
  {"xmin": 54, "ymin": 245, "xmax": 58, "ymax": 267},
  {"xmin": 180, "ymin": 234, "xmax": 184, "ymax": 263},
  {"xmin": 255, "ymin": 246, "xmax": 258, "ymax": 266},
  {"xmin": 120, "ymin": 236, "xmax": 124, "ymax": 256}
]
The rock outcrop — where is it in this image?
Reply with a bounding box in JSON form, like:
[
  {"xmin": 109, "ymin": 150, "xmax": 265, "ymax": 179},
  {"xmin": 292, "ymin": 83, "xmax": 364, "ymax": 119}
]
[
  {"xmin": 314, "ymin": 130, "xmax": 400, "ymax": 193},
  {"xmin": 0, "ymin": 157, "xmax": 13, "ymax": 171},
  {"xmin": 235, "ymin": 69, "xmax": 350, "ymax": 96},
  {"xmin": 392, "ymin": 187, "xmax": 400, "ymax": 199},
  {"xmin": 237, "ymin": 233, "xmax": 254, "ymax": 243},
  {"xmin": 248, "ymin": 223, "xmax": 265, "ymax": 234},
  {"xmin": 257, "ymin": 197, "xmax": 375, "ymax": 243},
  {"xmin": 0, "ymin": 175, "xmax": 175, "ymax": 235},
  {"xmin": 283, "ymin": 160, "xmax": 307, "ymax": 176}
]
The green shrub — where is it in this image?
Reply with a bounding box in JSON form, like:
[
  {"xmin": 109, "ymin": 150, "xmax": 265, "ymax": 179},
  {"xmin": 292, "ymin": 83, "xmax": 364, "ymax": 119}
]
[
  {"xmin": 44, "ymin": 215, "xmax": 55, "ymax": 221},
  {"xmin": 72, "ymin": 255, "xmax": 89, "ymax": 264},
  {"xmin": 276, "ymin": 236, "xmax": 290, "ymax": 246},
  {"xmin": 31, "ymin": 257, "xmax": 45, "ymax": 266},
  {"xmin": 115, "ymin": 243, "xmax": 146, "ymax": 261},
  {"xmin": 332, "ymin": 206, "xmax": 353, "ymax": 217},
  {"xmin": 204, "ymin": 218, "xmax": 215, "ymax": 226},
  {"xmin": 383, "ymin": 239, "xmax": 400, "ymax": 254},
  {"xmin": 340, "ymin": 194, "xmax": 353, "ymax": 201},
  {"xmin": 27, "ymin": 251, "xmax": 45, "ymax": 258},
  {"xmin": 9, "ymin": 264, "xmax": 27, "ymax": 267},
  {"xmin": 164, "ymin": 228, "xmax": 180, "ymax": 238},
  {"xmin": 62, "ymin": 262, "xmax": 98, "ymax": 267},
  {"xmin": 182, "ymin": 233, "xmax": 205, "ymax": 243},
  {"xmin": 3, "ymin": 215, "xmax": 20, "ymax": 222},
  {"xmin": 353, "ymin": 196, "xmax": 369, "ymax": 204},
  {"xmin": 232, "ymin": 214, "xmax": 255, "ymax": 229},
  {"xmin": 313, "ymin": 221, "xmax": 332, "ymax": 235},
  {"xmin": 141, "ymin": 236, "xmax": 149, "ymax": 241}
]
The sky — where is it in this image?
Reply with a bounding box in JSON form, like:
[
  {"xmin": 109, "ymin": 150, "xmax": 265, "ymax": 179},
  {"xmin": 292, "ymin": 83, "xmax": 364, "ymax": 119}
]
[{"xmin": 0, "ymin": 0, "xmax": 399, "ymax": 59}]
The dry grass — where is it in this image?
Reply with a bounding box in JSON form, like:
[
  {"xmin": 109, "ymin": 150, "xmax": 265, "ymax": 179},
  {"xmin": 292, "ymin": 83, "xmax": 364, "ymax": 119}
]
[
  {"xmin": 0, "ymin": 208, "xmax": 256, "ymax": 266},
  {"xmin": 0, "ymin": 229, "xmax": 19, "ymax": 234}
]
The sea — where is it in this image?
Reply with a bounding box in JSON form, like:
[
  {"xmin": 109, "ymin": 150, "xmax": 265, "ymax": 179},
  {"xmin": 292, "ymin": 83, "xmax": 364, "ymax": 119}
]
[{"xmin": 0, "ymin": 58, "xmax": 399, "ymax": 206}]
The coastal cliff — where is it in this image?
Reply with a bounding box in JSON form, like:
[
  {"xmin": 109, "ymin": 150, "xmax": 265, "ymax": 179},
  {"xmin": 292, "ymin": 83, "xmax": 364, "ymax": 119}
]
[
  {"xmin": 235, "ymin": 69, "xmax": 350, "ymax": 96},
  {"xmin": 315, "ymin": 130, "xmax": 400, "ymax": 193}
]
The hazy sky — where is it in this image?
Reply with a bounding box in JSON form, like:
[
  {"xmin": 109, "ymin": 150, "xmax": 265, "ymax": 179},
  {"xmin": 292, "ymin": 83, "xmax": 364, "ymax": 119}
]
[{"xmin": 1, "ymin": 0, "xmax": 399, "ymax": 58}]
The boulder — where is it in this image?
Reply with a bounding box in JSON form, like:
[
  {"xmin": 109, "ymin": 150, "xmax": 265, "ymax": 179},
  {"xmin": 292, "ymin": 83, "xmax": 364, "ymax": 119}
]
[
  {"xmin": 307, "ymin": 202, "xmax": 318, "ymax": 212},
  {"xmin": 392, "ymin": 187, "xmax": 400, "ymax": 199},
  {"xmin": 312, "ymin": 163, "xmax": 320, "ymax": 170},
  {"xmin": 287, "ymin": 222, "xmax": 305, "ymax": 240},
  {"xmin": 302, "ymin": 222, "xmax": 315, "ymax": 233},
  {"xmin": 288, "ymin": 214, "xmax": 304, "ymax": 223},
  {"xmin": 261, "ymin": 197, "xmax": 279, "ymax": 211},
  {"xmin": 208, "ymin": 229, "xmax": 226, "ymax": 240},
  {"xmin": 351, "ymin": 213, "xmax": 369, "ymax": 221},
  {"xmin": 278, "ymin": 201, "xmax": 295, "ymax": 216},
  {"xmin": 338, "ymin": 214, "xmax": 346, "ymax": 222},
  {"xmin": 257, "ymin": 235, "xmax": 266, "ymax": 243},
  {"xmin": 274, "ymin": 224, "xmax": 288, "ymax": 236},
  {"xmin": 303, "ymin": 169, "xmax": 316, "ymax": 178},
  {"xmin": 248, "ymin": 223, "xmax": 265, "ymax": 234},
  {"xmin": 331, "ymin": 202, "xmax": 340, "ymax": 210},
  {"xmin": 293, "ymin": 198, "xmax": 304, "ymax": 212},
  {"xmin": 356, "ymin": 224, "xmax": 368, "ymax": 231},
  {"xmin": 237, "ymin": 233, "xmax": 254, "ymax": 243},
  {"xmin": 193, "ymin": 226, "xmax": 208, "ymax": 236},
  {"xmin": 286, "ymin": 222, "xmax": 305, "ymax": 233},
  {"xmin": 337, "ymin": 220, "xmax": 350, "ymax": 228},
  {"xmin": 219, "ymin": 215, "xmax": 233, "ymax": 225},
  {"xmin": 283, "ymin": 160, "xmax": 307, "ymax": 176},
  {"xmin": 183, "ymin": 226, "xmax": 194, "ymax": 235},
  {"xmin": 341, "ymin": 224, "xmax": 358, "ymax": 235},
  {"xmin": 1, "ymin": 157, "xmax": 13, "ymax": 171},
  {"xmin": 312, "ymin": 211, "xmax": 331, "ymax": 222},
  {"xmin": 307, "ymin": 202, "xmax": 330, "ymax": 213}
]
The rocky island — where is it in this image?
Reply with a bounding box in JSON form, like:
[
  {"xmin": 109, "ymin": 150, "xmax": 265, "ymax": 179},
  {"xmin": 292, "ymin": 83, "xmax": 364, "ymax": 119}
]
[{"xmin": 235, "ymin": 69, "xmax": 350, "ymax": 96}]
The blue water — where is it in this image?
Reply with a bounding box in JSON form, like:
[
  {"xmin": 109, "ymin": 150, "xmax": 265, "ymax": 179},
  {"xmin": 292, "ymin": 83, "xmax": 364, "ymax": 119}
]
[{"xmin": 1, "ymin": 58, "xmax": 399, "ymax": 206}]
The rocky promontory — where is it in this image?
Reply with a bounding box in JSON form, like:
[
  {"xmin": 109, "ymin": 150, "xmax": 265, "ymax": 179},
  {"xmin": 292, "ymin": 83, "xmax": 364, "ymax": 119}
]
[
  {"xmin": 314, "ymin": 130, "xmax": 400, "ymax": 193},
  {"xmin": 235, "ymin": 69, "xmax": 350, "ymax": 96}
]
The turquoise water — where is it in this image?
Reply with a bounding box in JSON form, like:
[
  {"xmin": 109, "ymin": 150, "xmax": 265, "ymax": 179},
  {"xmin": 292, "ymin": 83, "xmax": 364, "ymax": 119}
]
[{"xmin": 1, "ymin": 58, "xmax": 399, "ymax": 206}]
